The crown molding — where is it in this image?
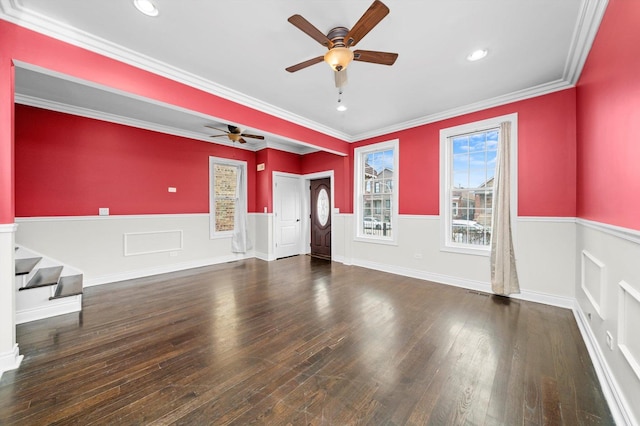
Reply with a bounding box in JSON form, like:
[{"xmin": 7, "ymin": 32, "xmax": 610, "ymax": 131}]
[
  {"xmin": 352, "ymin": 79, "xmax": 573, "ymax": 141},
  {"xmin": 0, "ymin": 0, "xmax": 350, "ymax": 142},
  {"xmin": 1, "ymin": 0, "xmax": 607, "ymax": 144},
  {"xmin": 15, "ymin": 93, "xmax": 321, "ymax": 156},
  {"xmin": 563, "ymin": 0, "xmax": 609, "ymax": 85}
]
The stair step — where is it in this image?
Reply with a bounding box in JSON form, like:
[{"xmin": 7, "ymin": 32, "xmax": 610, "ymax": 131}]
[
  {"xmin": 50, "ymin": 274, "xmax": 83, "ymax": 300},
  {"xmin": 15, "ymin": 257, "xmax": 43, "ymax": 276},
  {"xmin": 20, "ymin": 266, "xmax": 63, "ymax": 290}
]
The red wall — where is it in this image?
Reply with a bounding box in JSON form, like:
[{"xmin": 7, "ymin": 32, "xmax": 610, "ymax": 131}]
[
  {"xmin": 355, "ymin": 89, "xmax": 578, "ymax": 217},
  {"xmin": 15, "ymin": 105, "xmax": 256, "ymax": 216},
  {"xmin": 255, "ymin": 148, "xmax": 302, "ymax": 213},
  {"xmin": 301, "ymin": 151, "xmax": 351, "ymax": 213},
  {"xmin": 576, "ymin": 0, "xmax": 640, "ymax": 230}
]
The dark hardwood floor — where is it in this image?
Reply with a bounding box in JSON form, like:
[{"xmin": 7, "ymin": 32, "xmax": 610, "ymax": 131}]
[{"xmin": 1, "ymin": 256, "xmax": 614, "ymax": 425}]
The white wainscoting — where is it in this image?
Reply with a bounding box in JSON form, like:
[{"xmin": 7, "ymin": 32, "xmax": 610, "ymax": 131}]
[
  {"xmin": 16, "ymin": 214, "xmax": 257, "ymax": 286},
  {"xmin": 336, "ymin": 215, "xmax": 576, "ymax": 307},
  {"xmin": 576, "ymin": 219, "xmax": 640, "ymax": 426}
]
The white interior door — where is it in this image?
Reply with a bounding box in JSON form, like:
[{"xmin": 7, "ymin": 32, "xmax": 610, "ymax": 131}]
[{"xmin": 274, "ymin": 174, "xmax": 302, "ymax": 258}]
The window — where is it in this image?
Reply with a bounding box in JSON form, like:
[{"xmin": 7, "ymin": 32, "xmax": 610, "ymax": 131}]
[
  {"xmin": 440, "ymin": 114, "xmax": 517, "ymax": 255},
  {"xmin": 209, "ymin": 157, "xmax": 247, "ymax": 238},
  {"xmin": 354, "ymin": 140, "xmax": 399, "ymax": 243}
]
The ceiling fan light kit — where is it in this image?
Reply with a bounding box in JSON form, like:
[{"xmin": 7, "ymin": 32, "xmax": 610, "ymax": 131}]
[{"xmin": 324, "ymin": 47, "xmax": 354, "ymax": 72}]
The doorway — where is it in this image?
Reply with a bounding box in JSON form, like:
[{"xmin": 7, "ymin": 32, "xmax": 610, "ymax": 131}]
[
  {"xmin": 310, "ymin": 178, "xmax": 331, "ymax": 259},
  {"xmin": 273, "ymin": 174, "xmax": 302, "ymax": 259}
]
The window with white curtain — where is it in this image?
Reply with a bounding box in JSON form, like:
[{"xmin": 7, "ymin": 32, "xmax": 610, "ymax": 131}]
[
  {"xmin": 209, "ymin": 157, "xmax": 247, "ymax": 238},
  {"xmin": 440, "ymin": 114, "xmax": 517, "ymax": 255}
]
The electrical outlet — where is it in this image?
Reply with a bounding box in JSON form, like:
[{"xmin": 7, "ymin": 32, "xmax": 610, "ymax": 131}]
[
  {"xmin": 98, "ymin": 207, "xmax": 109, "ymax": 216},
  {"xmin": 169, "ymin": 251, "xmax": 178, "ymax": 257},
  {"xmin": 606, "ymin": 331, "xmax": 614, "ymax": 351}
]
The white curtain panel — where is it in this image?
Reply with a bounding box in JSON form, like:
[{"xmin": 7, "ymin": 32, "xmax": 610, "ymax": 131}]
[
  {"xmin": 231, "ymin": 166, "xmax": 252, "ymax": 253},
  {"xmin": 490, "ymin": 121, "xmax": 520, "ymax": 296}
]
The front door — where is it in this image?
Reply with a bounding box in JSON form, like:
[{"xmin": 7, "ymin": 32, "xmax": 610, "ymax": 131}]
[
  {"xmin": 310, "ymin": 178, "xmax": 331, "ymax": 259},
  {"xmin": 274, "ymin": 175, "xmax": 302, "ymax": 258}
]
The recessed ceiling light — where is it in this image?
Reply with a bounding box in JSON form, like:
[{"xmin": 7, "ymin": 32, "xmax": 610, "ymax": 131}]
[
  {"xmin": 467, "ymin": 49, "xmax": 488, "ymax": 62},
  {"xmin": 134, "ymin": 0, "xmax": 159, "ymax": 17}
]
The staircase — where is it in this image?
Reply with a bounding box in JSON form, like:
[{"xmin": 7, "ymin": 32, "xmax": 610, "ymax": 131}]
[{"xmin": 15, "ymin": 246, "xmax": 83, "ymax": 324}]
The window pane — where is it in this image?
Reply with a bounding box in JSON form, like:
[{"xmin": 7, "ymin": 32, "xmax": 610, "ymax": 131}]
[
  {"xmin": 214, "ymin": 164, "xmax": 238, "ymax": 233},
  {"xmin": 361, "ymin": 146, "xmax": 395, "ymax": 239},
  {"xmin": 214, "ymin": 164, "xmax": 237, "ymax": 197},
  {"xmin": 215, "ymin": 199, "xmax": 235, "ymax": 232},
  {"xmin": 448, "ymin": 128, "xmax": 498, "ymax": 248}
]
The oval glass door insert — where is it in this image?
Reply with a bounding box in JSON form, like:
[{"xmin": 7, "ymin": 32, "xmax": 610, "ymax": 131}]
[{"xmin": 317, "ymin": 188, "xmax": 330, "ymax": 226}]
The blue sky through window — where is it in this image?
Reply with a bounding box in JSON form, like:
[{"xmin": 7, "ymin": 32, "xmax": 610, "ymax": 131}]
[
  {"xmin": 452, "ymin": 130, "xmax": 498, "ymax": 188},
  {"xmin": 366, "ymin": 149, "xmax": 394, "ymax": 173}
]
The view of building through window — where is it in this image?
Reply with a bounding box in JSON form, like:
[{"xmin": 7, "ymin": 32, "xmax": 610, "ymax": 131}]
[
  {"xmin": 362, "ymin": 148, "xmax": 394, "ymax": 237},
  {"xmin": 449, "ymin": 129, "xmax": 497, "ymax": 246},
  {"xmin": 213, "ymin": 164, "xmax": 237, "ymax": 232}
]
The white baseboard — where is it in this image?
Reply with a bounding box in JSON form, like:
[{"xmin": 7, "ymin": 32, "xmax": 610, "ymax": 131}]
[
  {"xmin": 349, "ymin": 258, "xmax": 574, "ymax": 309},
  {"xmin": 83, "ymin": 252, "xmax": 255, "ymax": 287},
  {"xmin": 573, "ymin": 303, "xmax": 636, "ymax": 426},
  {"xmin": 16, "ymin": 295, "xmax": 82, "ymax": 324},
  {"xmin": 254, "ymin": 251, "xmax": 275, "ymax": 262},
  {"xmin": 0, "ymin": 344, "xmax": 23, "ymax": 379}
]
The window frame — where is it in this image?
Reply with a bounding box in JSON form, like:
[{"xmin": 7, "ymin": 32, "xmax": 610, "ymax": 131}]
[
  {"xmin": 354, "ymin": 139, "xmax": 399, "ymax": 245},
  {"xmin": 209, "ymin": 156, "xmax": 247, "ymax": 239},
  {"xmin": 439, "ymin": 113, "xmax": 518, "ymax": 256}
]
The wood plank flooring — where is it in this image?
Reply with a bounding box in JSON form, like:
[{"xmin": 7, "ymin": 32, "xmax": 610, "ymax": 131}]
[{"xmin": 0, "ymin": 256, "xmax": 614, "ymax": 425}]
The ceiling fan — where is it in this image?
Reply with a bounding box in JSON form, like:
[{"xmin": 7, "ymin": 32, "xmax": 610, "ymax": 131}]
[
  {"xmin": 286, "ymin": 0, "xmax": 398, "ymax": 88},
  {"xmin": 205, "ymin": 124, "xmax": 265, "ymax": 144}
]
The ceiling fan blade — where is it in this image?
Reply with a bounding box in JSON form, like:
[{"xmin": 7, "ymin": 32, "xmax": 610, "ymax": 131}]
[
  {"xmin": 288, "ymin": 15, "xmax": 333, "ymax": 48},
  {"xmin": 238, "ymin": 137, "xmax": 248, "ymax": 144},
  {"xmin": 345, "ymin": 0, "xmax": 390, "ymax": 47},
  {"xmin": 209, "ymin": 134, "xmax": 227, "ymax": 138},
  {"xmin": 286, "ymin": 56, "xmax": 324, "ymax": 73},
  {"xmin": 335, "ymin": 69, "xmax": 348, "ymax": 88},
  {"xmin": 353, "ymin": 50, "xmax": 398, "ymax": 65},
  {"xmin": 240, "ymin": 133, "xmax": 265, "ymax": 140},
  {"xmin": 205, "ymin": 125, "xmax": 229, "ymax": 134}
]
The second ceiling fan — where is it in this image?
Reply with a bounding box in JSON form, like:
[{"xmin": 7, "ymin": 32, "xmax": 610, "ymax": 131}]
[{"xmin": 286, "ymin": 0, "xmax": 398, "ymax": 88}]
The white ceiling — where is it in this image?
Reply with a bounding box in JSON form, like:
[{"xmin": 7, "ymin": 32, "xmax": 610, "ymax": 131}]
[{"xmin": 1, "ymin": 0, "xmax": 606, "ymax": 153}]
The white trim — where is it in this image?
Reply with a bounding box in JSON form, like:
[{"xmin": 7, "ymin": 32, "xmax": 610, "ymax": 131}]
[
  {"xmin": 398, "ymin": 214, "xmax": 439, "ymax": 221},
  {"xmin": 0, "ymin": 5, "xmax": 349, "ymax": 142},
  {"xmin": 518, "ymin": 216, "xmax": 577, "ymax": 223},
  {"xmin": 581, "ymin": 250, "xmax": 606, "ymax": 319},
  {"xmin": 563, "ymin": 0, "xmax": 610, "ymax": 85},
  {"xmin": 209, "ymin": 157, "xmax": 247, "ymax": 239},
  {"xmin": 123, "ymin": 229, "xmax": 183, "ymax": 256},
  {"xmin": 16, "ymin": 295, "xmax": 82, "ymax": 324},
  {"xmin": 348, "ymin": 257, "xmax": 574, "ymax": 309},
  {"xmin": 15, "ymin": 92, "xmax": 324, "ymax": 156},
  {"xmin": 353, "ymin": 139, "xmax": 399, "ymax": 244},
  {"xmin": 577, "ymin": 218, "xmax": 640, "ymax": 245},
  {"xmin": 573, "ymin": 302, "xmax": 636, "ymax": 426},
  {"xmin": 0, "ymin": 1, "xmax": 606, "ymax": 143},
  {"xmin": 0, "ymin": 223, "xmax": 19, "ymax": 233},
  {"xmin": 0, "ymin": 344, "xmax": 23, "ymax": 379},
  {"xmin": 83, "ymin": 252, "xmax": 254, "ymax": 287},
  {"xmin": 618, "ymin": 280, "xmax": 640, "ymax": 382},
  {"xmin": 439, "ymin": 113, "xmax": 518, "ymax": 255}
]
